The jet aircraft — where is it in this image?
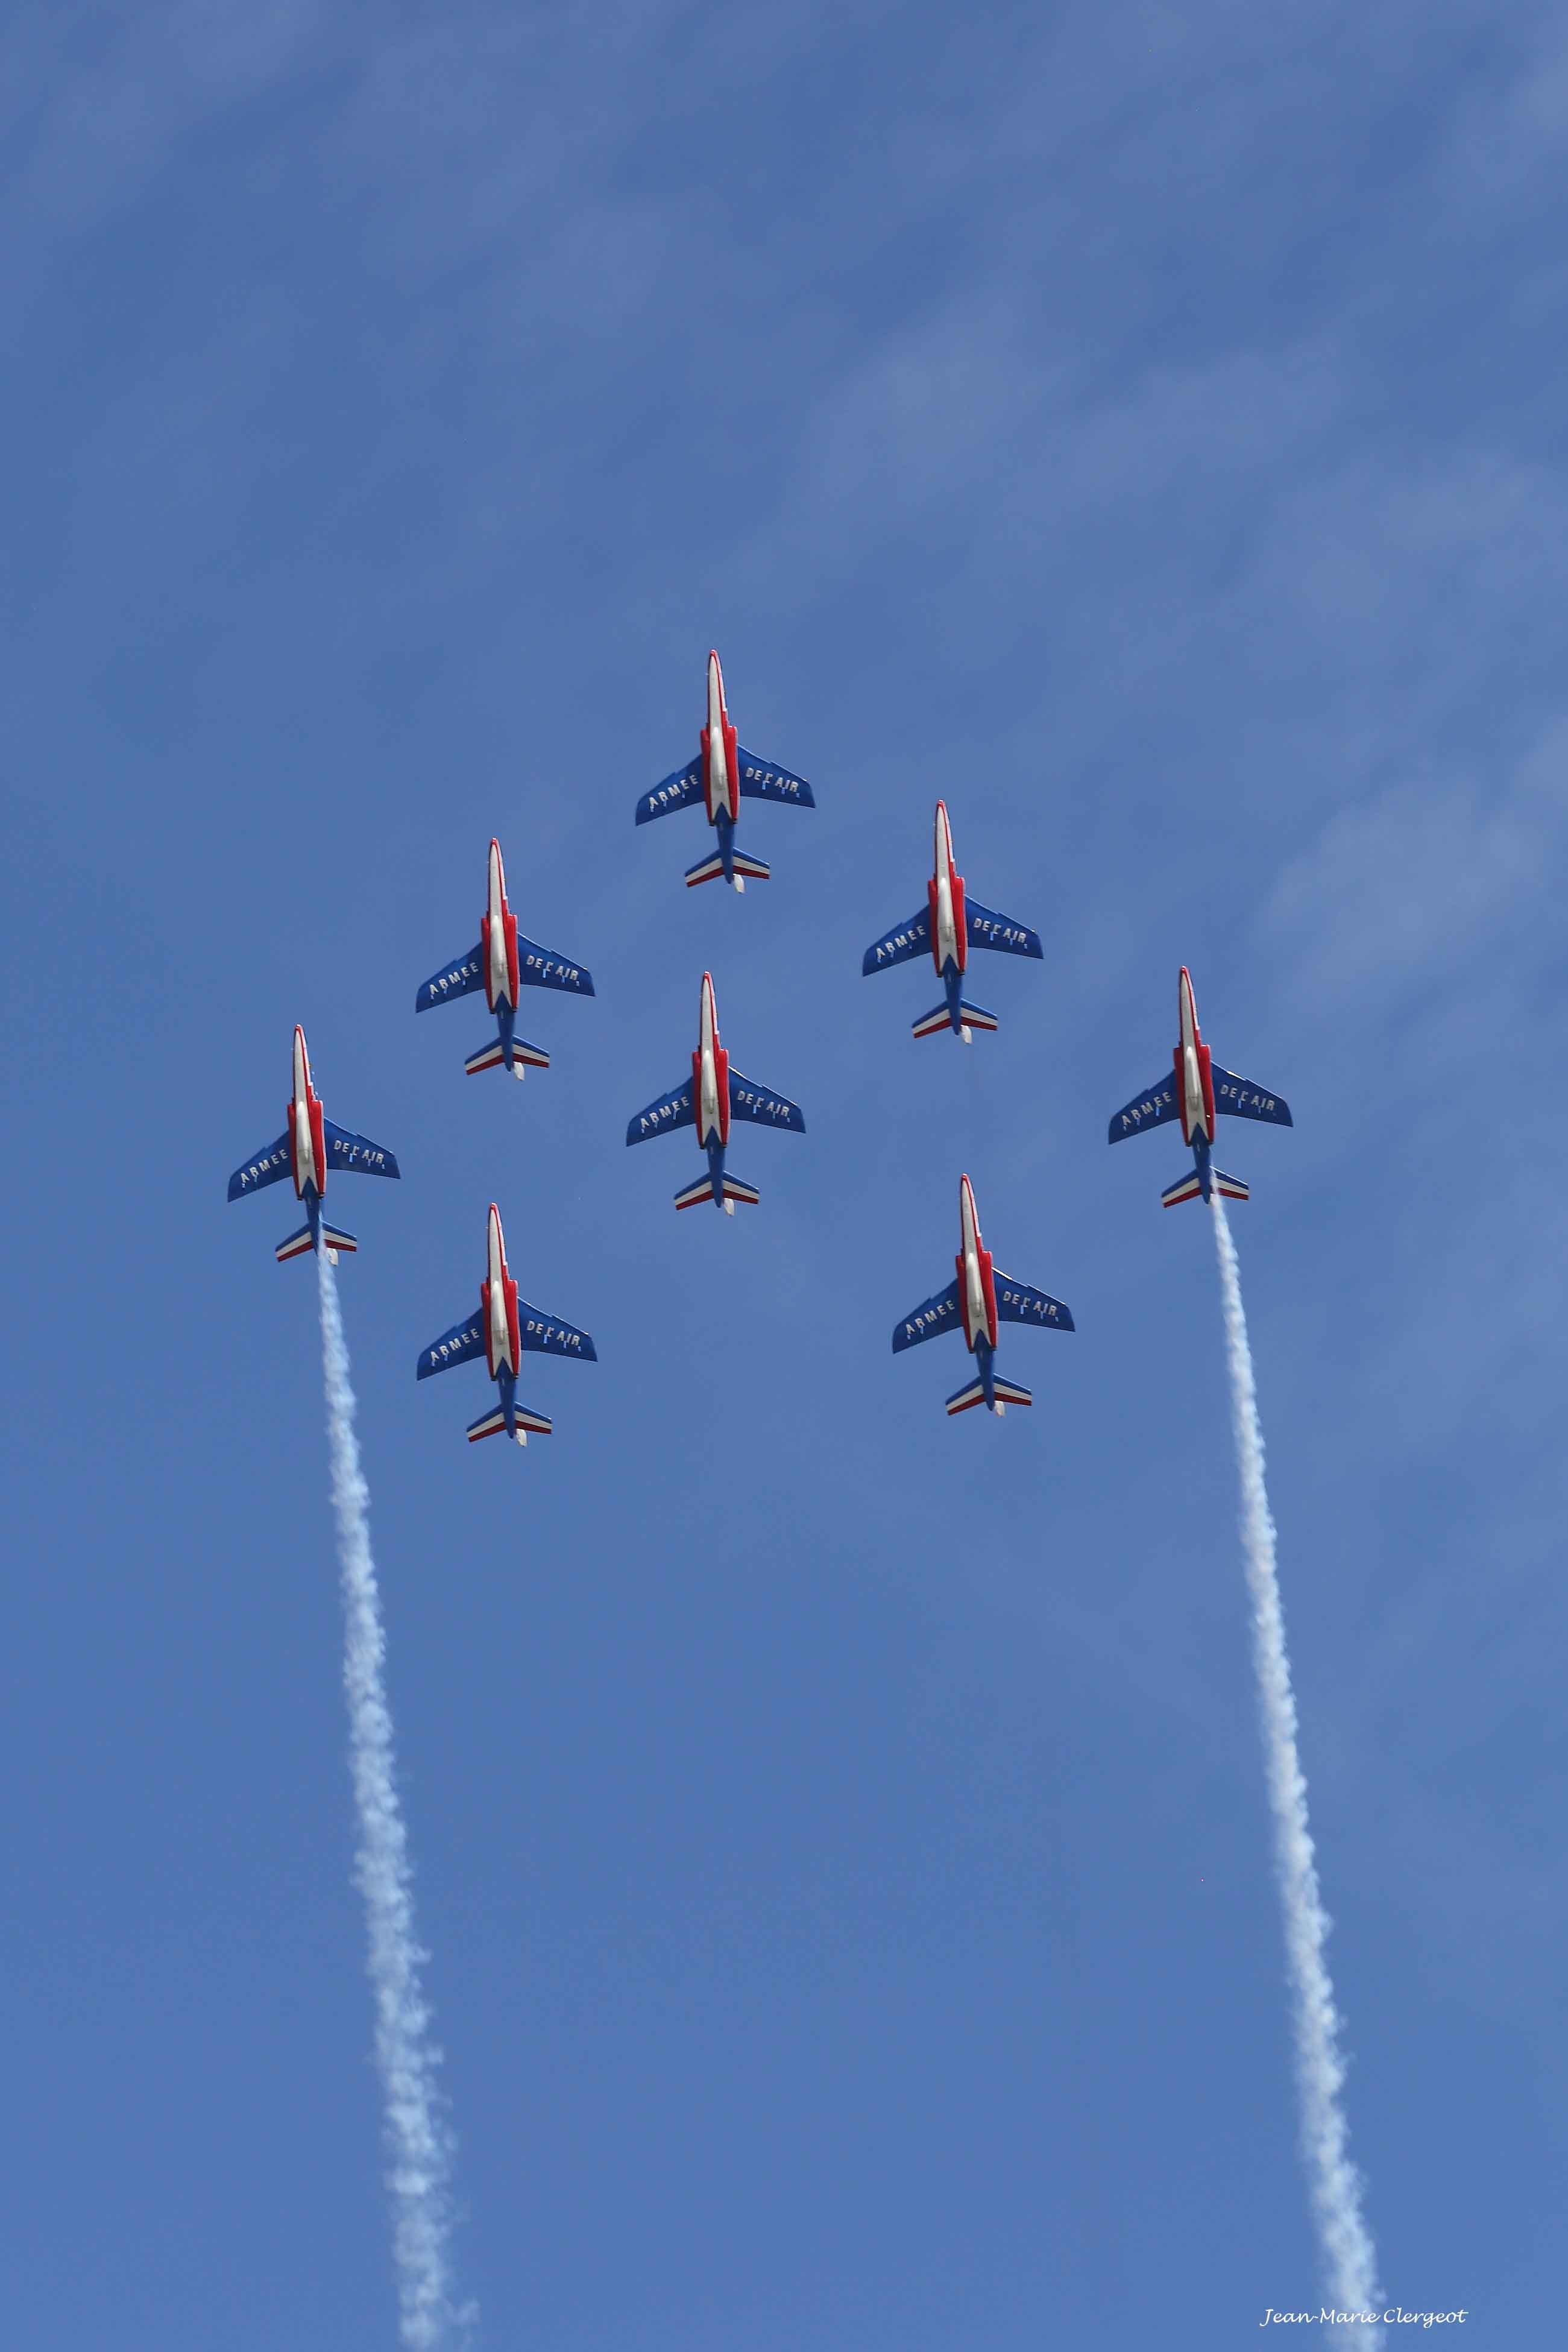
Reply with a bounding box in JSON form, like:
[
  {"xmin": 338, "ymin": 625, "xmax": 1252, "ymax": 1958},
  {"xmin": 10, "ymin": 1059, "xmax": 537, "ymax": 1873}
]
[
  {"xmin": 227, "ymin": 1026, "xmax": 400, "ymax": 1263},
  {"xmin": 1108, "ymin": 966, "xmax": 1292, "ymax": 1205},
  {"xmin": 626, "ymin": 971, "xmax": 804, "ymax": 1211},
  {"xmin": 634, "ymin": 649, "xmax": 814, "ymax": 891},
  {"xmin": 417, "ymin": 1202, "xmax": 597, "ymax": 1446},
  {"xmin": 862, "ymin": 801, "xmax": 1042, "ymax": 1040},
  {"xmin": 416, "ymin": 837, "xmax": 594, "ymax": 1079},
  {"xmin": 893, "ymin": 1174, "xmax": 1074, "ymax": 1416}
]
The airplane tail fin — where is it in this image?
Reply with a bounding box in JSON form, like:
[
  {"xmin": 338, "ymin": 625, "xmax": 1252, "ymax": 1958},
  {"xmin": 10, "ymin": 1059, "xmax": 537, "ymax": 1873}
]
[
  {"xmin": 1161, "ymin": 1167, "xmax": 1249, "ymax": 1208},
  {"xmin": 673, "ymin": 1170, "xmax": 761, "ymax": 1214},
  {"xmin": 945, "ymin": 1372, "xmax": 1031, "ymax": 1416},
  {"xmin": 466, "ymin": 1036, "xmax": 550, "ymax": 1079},
  {"xmin": 467, "ymin": 1404, "xmax": 553, "ymax": 1445},
  {"xmin": 276, "ymin": 1221, "xmax": 357, "ymax": 1264},
  {"xmin": 685, "ymin": 849, "xmax": 770, "ymax": 890},
  {"xmin": 912, "ymin": 1000, "xmax": 1000, "ymax": 1041}
]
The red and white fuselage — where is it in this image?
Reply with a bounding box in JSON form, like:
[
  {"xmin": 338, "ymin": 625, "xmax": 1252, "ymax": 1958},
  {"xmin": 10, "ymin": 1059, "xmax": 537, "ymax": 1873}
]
[
  {"xmin": 693, "ymin": 969, "xmax": 730, "ymax": 1153},
  {"xmin": 956, "ymin": 1173, "xmax": 1000, "ymax": 1352},
  {"xmin": 1174, "ymin": 965, "xmax": 1217, "ymax": 1147},
  {"xmin": 289, "ymin": 1025, "xmax": 327, "ymax": 1200},
  {"xmin": 700, "ymin": 649, "xmax": 740, "ymax": 826},
  {"xmin": 481, "ymin": 837, "xmax": 521, "ymax": 1013},
  {"xmin": 482, "ymin": 1202, "xmax": 522, "ymax": 1379},
  {"xmin": 928, "ymin": 800, "xmax": 968, "ymax": 979}
]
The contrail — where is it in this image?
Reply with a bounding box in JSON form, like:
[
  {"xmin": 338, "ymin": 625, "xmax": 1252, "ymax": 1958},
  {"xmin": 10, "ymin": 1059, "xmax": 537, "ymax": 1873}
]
[
  {"xmin": 1209, "ymin": 1199, "xmax": 1381, "ymax": 2335},
  {"xmin": 317, "ymin": 1252, "xmax": 473, "ymax": 2349}
]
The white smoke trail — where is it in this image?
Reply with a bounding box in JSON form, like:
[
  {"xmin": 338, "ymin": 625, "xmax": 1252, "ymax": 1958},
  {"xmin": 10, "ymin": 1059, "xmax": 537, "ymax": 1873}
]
[
  {"xmin": 1209, "ymin": 1199, "xmax": 1381, "ymax": 2336},
  {"xmin": 317, "ymin": 1252, "xmax": 472, "ymax": 2350}
]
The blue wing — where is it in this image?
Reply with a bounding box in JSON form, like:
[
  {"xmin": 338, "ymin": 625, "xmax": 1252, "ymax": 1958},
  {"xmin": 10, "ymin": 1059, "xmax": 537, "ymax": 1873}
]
[
  {"xmin": 992, "ymin": 1273, "xmax": 1075, "ymax": 1332},
  {"xmin": 892, "ymin": 1279, "xmax": 962, "ymax": 1353},
  {"xmin": 516, "ymin": 935, "xmax": 595, "ymax": 997},
  {"xmin": 862, "ymin": 909, "xmax": 931, "ymax": 976},
  {"xmin": 227, "ymin": 1133, "xmax": 292, "ymax": 1200},
  {"xmin": 965, "ymin": 899, "xmax": 1043, "ymax": 960},
  {"xmin": 1211, "ymin": 1063, "xmax": 1293, "ymax": 1128},
  {"xmin": 635, "ymin": 759, "xmax": 703, "ymax": 825},
  {"xmin": 415, "ymin": 945, "xmax": 484, "ymax": 1012},
  {"xmin": 727, "ymin": 1071, "xmax": 805, "ymax": 1133},
  {"xmin": 323, "ymin": 1119, "xmax": 401, "ymax": 1180},
  {"xmin": 515, "ymin": 1302, "xmax": 597, "ymax": 1361},
  {"xmin": 417, "ymin": 1313, "xmax": 485, "ymax": 1379},
  {"xmin": 735, "ymin": 746, "xmax": 815, "ymax": 809},
  {"xmin": 1108, "ymin": 1074, "xmax": 1180, "ymax": 1144},
  {"xmin": 626, "ymin": 1080, "xmax": 695, "ymax": 1145}
]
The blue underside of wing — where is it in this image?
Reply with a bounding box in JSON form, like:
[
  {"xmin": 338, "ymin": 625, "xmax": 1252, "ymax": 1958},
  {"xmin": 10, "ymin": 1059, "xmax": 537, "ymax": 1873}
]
[
  {"xmin": 514, "ymin": 1301, "xmax": 597, "ymax": 1361},
  {"xmin": 735, "ymin": 746, "xmax": 815, "ymax": 808},
  {"xmin": 727, "ymin": 1071, "xmax": 805, "ymax": 1132},
  {"xmin": 965, "ymin": 898, "xmax": 1043, "ymax": 959},
  {"xmin": 227, "ymin": 1133, "xmax": 292, "ymax": 1200},
  {"xmin": 627, "ymin": 1080, "xmax": 696, "ymax": 1145},
  {"xmin": 636, "ymin": 759, "xmax": 703, "ymax": 824},
  {"xmin": 323, "ymin": 1118, "xmax": 401, "ymax": 1180},
  {"xmin": 416, "ymin": 947, "xmax": 485, "ymax": 1012},
  {"xmin": 1108, "ymin": 1076, "xmax": 1180, "ymax": 1144},
  {"xmin": 863, "ymin": 909, "xmax": 931, "ymax": 976},
  {"xmin": 892, "ymin": 1278, "xmax": 962, "ymax": 1353},
  {"xmin": 417, "ymin": 1313, "xmax": 485, "ymax": 1379}
]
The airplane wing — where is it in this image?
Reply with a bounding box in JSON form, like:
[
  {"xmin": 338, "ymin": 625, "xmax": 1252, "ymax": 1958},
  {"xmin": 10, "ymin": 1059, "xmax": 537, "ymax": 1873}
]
[
  {"xmin": 992, "ymin": 1273, "xmax": 1075, "ymax": 1331},
  {"xmin": 514, "ymin": 1302, "xmax": 597, "ymax": 1361},
  {"xmin": 626, "ymin": 1080, "xmax": 695, "ymax": 1144},
  {"xmin": 323, "ymin": 1119, "xmax": 401, "ymax": 1180},
  {"xmin": 965, "ymin": 899, "xmax": 1044, "ymax": 960},
  {"xmin": 892, "ymin": 1279, "xmax": 963, "ymax": 1352},
  {"xmin": 415, "ymin": 945, "xmax": 484, "ymax": 1012},
  {"xmin": 1210, "ymin": 1064, "xmax": 1293, "ymax": 1127},
  {"xmin": 735, "ymin": 748, "xmax": 816, "ymax": 809},
  {"xmin": 515, "ymin": 935, "xmax": 596, "ymax": 996},
  {"xmin": 227, "ymin": 1134, "xmax": 292, "ymax": 1200},
  {"xmin": 417, "ymin": 1313, "xmax": 485, "ymax": 1379},
  {"xmin": 862, "ymin": 909, "xmax": 931, "ymax": 976},
  {"xmin": 635, "ymin": 759, "xmax": 703, "ymax": 824},
  {"xmin": 726, "ymin": 1071, "xmax": 805, "ymax": 1132},
  {"xmin": 1108, "ymin": 1076, "xmax": 1180, "ymax": 1144}
]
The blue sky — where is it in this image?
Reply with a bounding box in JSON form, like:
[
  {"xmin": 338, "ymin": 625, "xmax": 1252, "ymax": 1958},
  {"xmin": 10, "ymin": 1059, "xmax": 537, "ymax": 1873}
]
[{"xmin": 4, "ymin": 1, "xmax": 1565, "ymax": 2342}]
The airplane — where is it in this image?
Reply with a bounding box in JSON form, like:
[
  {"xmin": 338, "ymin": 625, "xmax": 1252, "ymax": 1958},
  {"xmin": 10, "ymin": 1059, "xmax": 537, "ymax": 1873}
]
[
  {"xmin": 626, "ymin": 970, "xmax": 804, "ymax": 1212},
  {"xmin": 861, "ymin": 800, "xmax": 1043, "ymax": 1040},
  {"xmin": 1108, "ymin": 966, "xmax": 1292, "ymax": 1206},
  {"xmin": 893, "ymin": 1174, "xmax": 1074, "ymax": 1416},
  {"xmin": 634, "ymin": 649, "xmax": 814, "ymax": 891},
  {"xmin": 227, "ymin": 1026, "xmax": 400, "ymax": 1264},
  {"xmin": 416, "ymin": 1201, "xmax": 597, "ymax": 1446},
  {"xmin": 416, "ymin": 836, "xmax": 594, "ymax": 1079}
]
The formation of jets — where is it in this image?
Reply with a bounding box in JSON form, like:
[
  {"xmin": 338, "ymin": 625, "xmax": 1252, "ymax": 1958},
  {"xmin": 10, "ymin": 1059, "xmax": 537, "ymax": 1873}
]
[{"xmin": 227, "ymin": 652, "xmax": 1294, "ymax": 1448}]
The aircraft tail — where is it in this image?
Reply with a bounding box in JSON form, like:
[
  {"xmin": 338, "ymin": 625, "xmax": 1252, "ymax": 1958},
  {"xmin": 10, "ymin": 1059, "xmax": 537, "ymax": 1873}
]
[
  {"xmin": 277, "ymin": 1222, "xmax": 358, "ymax": 1264},
  {"xmin": 945, "ymin": 1371, "xmax": 1031, "ymax": 1416},
  {"xmin": 467, "ymin": 1404, "xmax": 553, "ymax": 1445},
  {"xmin": 673, "ymin": 1170, "xmax": 761, "ymax": 1213},
  {"xmin": 912, "ymin": 1000, "xmax": 1000, "ymax": 1041},
  {"xmin": 685, "ymin": 848, "xmax": 770, "ymax": 889},
  {"xmin": 1162, "ymin": 1168, "xmax": 1249, "ymax": 1208},
  {"xmin": 465, "ymin": 1036, "xmax": 550, "ymax": 1079}
]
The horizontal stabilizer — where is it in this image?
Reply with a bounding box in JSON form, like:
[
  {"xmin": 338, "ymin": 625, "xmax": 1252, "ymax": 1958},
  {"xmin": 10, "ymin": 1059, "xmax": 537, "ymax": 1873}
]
[
  {"xmin": 684, "ymin": 850, "xmax": 727, "ymax": 888},
  {"xmin": 992, "ymin": 1376, "xmax": 1033, "ymax": 1409},
  {"xmin": 465, "ymin": 1036, "xmax": 550, "ymax": 1077},
  {"xmin": 1214, "ymin": 1168, "xmax": 1250, "ymax": 1202},
  {"xmin": 912, "ymin": 1000, "xmax": 999, "ymax": 1039},
  {"xmin": 321, "ymin": 1225, "xmax": 357, "ymax": 1256},
  {"xmin": 945, "ymin": 1376, "xmax": 989, "ymax": 1417},
  {"xmin": 1160, "ymin": 1170, "xmax": 1204, "ymax": 1208},
  {"xmin": 731, "ymin": 849, "xmax": 770, "ymax": 881},
  {"xmin": 673, "ymin": 1171, "xmax": 761, "ymax": 1211},
  {"xmin": 466, "ymin": 1404, "xmax": 553, "ymax": 1444},
  {"xmin": 276, "ymin": 1224, "xmax": 317, "ymax": 1263}
]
